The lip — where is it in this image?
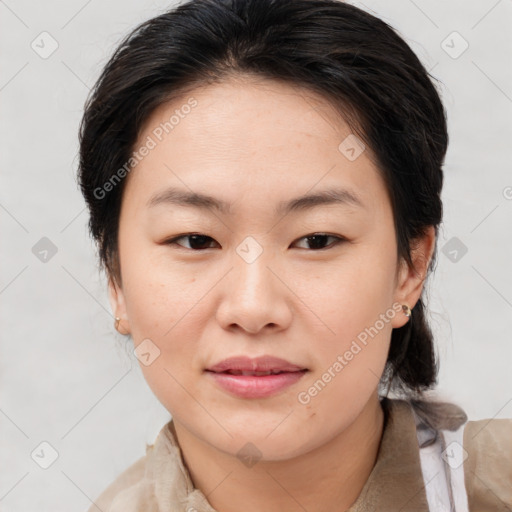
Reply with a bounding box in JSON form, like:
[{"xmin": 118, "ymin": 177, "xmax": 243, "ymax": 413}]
[
  {"xmin": 205, "ymin": 355, "xmax": 308, "ymax": 399},
  {"xmin": 206, "ymin": 355, "xmax": 307, "ymax": 373}
]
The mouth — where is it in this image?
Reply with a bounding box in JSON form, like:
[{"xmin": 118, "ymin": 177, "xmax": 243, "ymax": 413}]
[
  {"xmin": 207, "ymin": 369, "xmax": 307, "ymax": 376},
  {"xmin": 205, "ymin": 355, "xmax": 308, "ymax": 374},
  {"xmin": 204, "ymin": 355, "xmax": 309, "ymax": 398}
]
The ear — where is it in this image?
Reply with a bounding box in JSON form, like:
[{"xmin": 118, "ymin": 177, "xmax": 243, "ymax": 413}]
[
  {"xmin": 108, "ymin": 277, "xmax": 131, "ymax": 335},
  {"xmin": 391, "ymin": 225, "xmax": 436, "ymax": 329}
]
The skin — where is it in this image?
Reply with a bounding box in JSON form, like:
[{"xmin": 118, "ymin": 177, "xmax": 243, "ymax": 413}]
[{"xmin": 109, "ymin": 75, "xmax": 435, "ymax": 512}]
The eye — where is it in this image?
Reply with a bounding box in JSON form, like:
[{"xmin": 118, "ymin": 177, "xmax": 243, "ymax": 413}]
[
  {"xmin": 165, "ymin": 233, "xmax": 219, "ymax": 250},
  {"xmin": 292, "ymin": 233, "xmax": 346, "ymax": 250},
  {"xmin": 164, "ymin": 232, "xmax": 346, "ymax": 251}
]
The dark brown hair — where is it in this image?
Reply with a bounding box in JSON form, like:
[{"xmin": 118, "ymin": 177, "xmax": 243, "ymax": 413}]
[{"xmin": 78, "ymin": 0, "xmax": 448, "ymax": 399}]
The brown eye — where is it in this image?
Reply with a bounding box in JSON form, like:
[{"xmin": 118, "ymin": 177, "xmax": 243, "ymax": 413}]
[
  {"xmin": 166, "ymin": 234, "xmax": 219, "ymax": 250},
  {"xmin": 292, "ymin": 233, "xmax": 345, "ymax": 250}
]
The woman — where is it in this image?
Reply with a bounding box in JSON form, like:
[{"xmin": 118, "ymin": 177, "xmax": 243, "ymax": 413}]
[{"xmin": 78, "ymin": 0, "xmax": 512, "ymax": 510}]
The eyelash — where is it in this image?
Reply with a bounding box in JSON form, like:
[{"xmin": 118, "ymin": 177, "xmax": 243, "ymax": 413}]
[{"xmin": 164, "ymin": 233, "xmax": 346, "ymax": 251}]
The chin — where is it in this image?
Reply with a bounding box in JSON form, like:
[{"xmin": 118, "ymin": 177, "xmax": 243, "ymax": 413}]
[{"xmin": 208, "ymin": 421, "xmax": 313, "ymax": 461}]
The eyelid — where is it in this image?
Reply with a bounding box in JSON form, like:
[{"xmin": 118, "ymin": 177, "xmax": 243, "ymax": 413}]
[
  {"xmin": 165, "ymin": 233, "xmax": 219, "ymax": 250},
  {"xmin": 291, "ymin": 233, "xmax": 346, "ymax": 250}
]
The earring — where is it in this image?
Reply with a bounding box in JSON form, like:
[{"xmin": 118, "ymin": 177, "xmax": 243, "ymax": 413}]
[
  {"xmin": 401, "ymin": 303, "xmax": 412, "ymax": 350},
  {"xmin": 382, "ymin": 303, "xmax": 413, "ymax": 397},
  {"xmin": 114, "ymin": 317, "xmax": 123, "ymax": 333}
]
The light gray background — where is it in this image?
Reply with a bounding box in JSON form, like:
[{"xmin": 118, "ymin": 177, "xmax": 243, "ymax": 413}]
[{"xmin": 1, "ymin": 1, "xmax": 511, "ymax": 511}]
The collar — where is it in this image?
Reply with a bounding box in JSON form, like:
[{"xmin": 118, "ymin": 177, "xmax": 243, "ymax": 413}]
[
  {"xmin": 347, "ymin": 398, "xmax": 430, "ymax": 511},
  {"xmin": 145, "ymin": 398, "xmax": 430, "ymax": 512}
]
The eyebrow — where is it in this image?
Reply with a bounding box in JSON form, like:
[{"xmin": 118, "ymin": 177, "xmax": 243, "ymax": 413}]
[{"xmin": 147, "ymin": 186, "xmax": 365, "ymax": 216}]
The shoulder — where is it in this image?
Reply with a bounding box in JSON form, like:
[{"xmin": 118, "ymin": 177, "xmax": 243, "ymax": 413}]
[
  {"xmin": 87, "ymin": 448, "xmax": 153, "ymax": 512},
  {"xmin": 408, "ymin": 398, "xmax": 512, "ymax": 509},
  {"xmin": 463, "ymin": 416, "xmax": 512, "ymax": 510},
  {"xmin": 86, "ymin": 419, "xmax": 199, "ymax": 512}
]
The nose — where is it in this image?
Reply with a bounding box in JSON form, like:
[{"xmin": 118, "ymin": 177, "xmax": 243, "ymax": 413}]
[{"xmin": 215, "ymin": 244, "xmax": 293, "ymax": 335}]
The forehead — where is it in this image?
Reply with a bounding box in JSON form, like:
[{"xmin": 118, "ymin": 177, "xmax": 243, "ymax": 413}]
[
  {"xmin": 123, "ymin": 77, "xmax": 388, "ymax": 215},
  {"xmin": 143, "ymin": 76, "xmax": 355, "ymax": 156}
]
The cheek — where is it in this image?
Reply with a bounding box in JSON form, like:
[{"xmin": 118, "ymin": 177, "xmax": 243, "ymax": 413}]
[
  {"xmin": 298, "ymin": 245, "xmax": 396, "ymax": 332},
  {"xmin": 122, "ymin": 271, "xmax": 205, "ymax": 414},
  {"xmin": 119, "ymin": 240, "xmax": 200, "ymax": 338},
  {"xmin": 119, "ymin": 246, "xmax": 207, "ymax": 362},
  {"xmin": 294, "ymin": 245, "xmax": 396, "ymax": 387}
]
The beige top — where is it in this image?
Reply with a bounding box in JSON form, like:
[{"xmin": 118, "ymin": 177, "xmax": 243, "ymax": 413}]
[{"xmin": 87, "ymin": 398, "xmax": 512, "ymax": 512}]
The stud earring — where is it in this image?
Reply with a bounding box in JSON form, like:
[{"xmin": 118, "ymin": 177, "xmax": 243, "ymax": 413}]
[{"xmin": 114, "ymin": 316, "xmax": 127, "ymax": 334}]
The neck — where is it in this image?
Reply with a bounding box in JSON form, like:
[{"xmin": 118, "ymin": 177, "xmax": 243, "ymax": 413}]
[{"xmin": 173, "ymin": 394, "xmax": 385, "ymax": 512}]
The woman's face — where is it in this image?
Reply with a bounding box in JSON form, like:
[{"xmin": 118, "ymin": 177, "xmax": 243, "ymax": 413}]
[{"xmin": 110, "ymin": 77, "xmax": 432, "ymax": 459}]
